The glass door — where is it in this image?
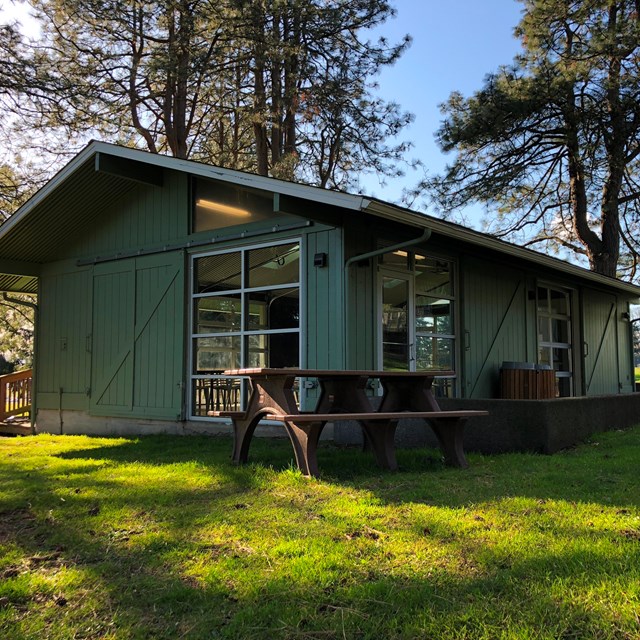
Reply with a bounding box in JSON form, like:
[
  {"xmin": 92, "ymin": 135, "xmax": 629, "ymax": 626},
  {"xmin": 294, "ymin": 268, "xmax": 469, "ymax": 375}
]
[{"xmin": 380, "ymin": 272, "xmax": 412, "ymax": 371}]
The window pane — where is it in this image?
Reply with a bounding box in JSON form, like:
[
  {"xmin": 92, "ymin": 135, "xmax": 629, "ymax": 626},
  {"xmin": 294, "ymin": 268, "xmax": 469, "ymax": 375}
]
[
  {"xmin": 382, "ymin": 276, "xmax": 409, "ymax": 371},
  {"xmin": 538, "ymin": 346, "xmax": 552, "ymax": 367},
  {"xmin": 552, "ymin": 347, "xmax": 571, "ymax": 372},
  {"xmin": 248, "ymin": 333, "xmax": 299, "ymax": 368},
  {"xmin": 537, "ymin": 287, "xmax": 549, "ymax": 312},
  {"xmin": 192, "ymin": 377, "xmax": 241, "ymax": 415},
  {"xmin": 383, "ymin": 344, "xmax": 409, "ymax": 371},
  {"xmin": 194, "ymin": 336, "xmax": 241, "ymax": 372},
  {"xmin": 416, "ymin": 336, "xmax": 454, "ymax": 370},
  {"xmin": 538, "ymin": 317, "xmax": 551, "ymax": 343},
  {"xmin": 247, "ymin": 243, "xmax": 299, "ymax": 287},
  {"xmin": 549, "ymin": 289, "xmax": 568, "ymax": 316},
  {"xmin": 380, "ymin": 250, "xmax": 410, "ymax": 269},
  {"xmin": 195, "ymin": 252, "xmax": 241, "ymax": 293},
  {"xmin": 416, "ymin": 297, "xmax": 451, "ymax": 334},
  {"xmin": 193, "ymin": 180, "xmax": 272, "ymax": 233},
  {"xmin": 415, "ymin": 257, "xmax": 452, "ymax": 297},
  {"xmin": 247, "ymin": 288, "xmax": 299, "ymax": 331},
  {"xmin": 195, "ymin": 295, "xmax": 241, "ymax": 333},
  {"xmin": 552, "ymin": 318, "xmax": 570, "ymax": 344}
]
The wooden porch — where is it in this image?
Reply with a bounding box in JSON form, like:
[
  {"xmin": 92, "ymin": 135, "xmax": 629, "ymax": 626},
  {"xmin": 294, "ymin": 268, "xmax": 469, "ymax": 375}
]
[{"xmin": 0, "ymin": 369, "xmax": 33, "ymax": 436}]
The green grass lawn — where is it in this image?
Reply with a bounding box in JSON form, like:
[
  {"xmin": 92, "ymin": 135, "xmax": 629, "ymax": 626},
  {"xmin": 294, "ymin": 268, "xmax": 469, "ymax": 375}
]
[{"xmin": 1, "ymin": 430, "xmax": 639, "ymax": 640}]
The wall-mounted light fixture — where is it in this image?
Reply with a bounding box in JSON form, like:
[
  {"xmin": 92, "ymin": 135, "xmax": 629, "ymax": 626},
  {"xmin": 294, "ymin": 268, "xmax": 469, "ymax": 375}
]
[{"xmin": 314, "ymin": 252, "xmax": 327, "ymax": 268}]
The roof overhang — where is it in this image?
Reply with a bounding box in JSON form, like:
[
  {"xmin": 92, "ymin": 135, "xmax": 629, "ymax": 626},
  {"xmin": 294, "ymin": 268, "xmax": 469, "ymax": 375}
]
[
  {"xmin": 1, "ymin": 140, "xmax": 639, "ymax": 300},
  {"xmin": 363, "ymin": 200, "xmax": 640, "ymax": 299}
]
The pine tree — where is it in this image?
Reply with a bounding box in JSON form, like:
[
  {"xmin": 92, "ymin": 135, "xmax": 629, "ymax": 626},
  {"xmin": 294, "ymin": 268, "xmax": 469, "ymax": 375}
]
[
  {"xmin": 427, "ymin": 0, "xmax": 640, "ymax": 280},
  {"xmin": 1, "ymin": 0, "xmax": 412, "ymax": 190}
]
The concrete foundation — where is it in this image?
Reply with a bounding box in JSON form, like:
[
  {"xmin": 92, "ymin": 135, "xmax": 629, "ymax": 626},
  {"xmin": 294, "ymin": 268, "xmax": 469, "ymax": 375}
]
[
  {"xmin": 34, "ymin": 409, "xmax": 332, "ymax": 441},
  {"xmin": 333, "ymin": 394, "xmax": 640, "ymax": 455},
  {"xmin": 35, "ymin": 394, "xmax": 640, "ymax": 456}
]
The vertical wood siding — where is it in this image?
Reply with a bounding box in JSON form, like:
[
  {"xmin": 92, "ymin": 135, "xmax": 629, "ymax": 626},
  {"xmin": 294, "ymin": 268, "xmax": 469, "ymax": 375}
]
[
  {"xmin": 90, "ymin": 252, "xmax": 185, "ymax": 418},
  {"xmin": 345, "ymin": 230, "xmax": 375, "ymax": 370},
  {"xmin": 304, "ymin": 229, "xmax": 344, "ymax": 369},
  {"xmin": 617, "ymin": 300, "xmax": 634, "ymax": 394},
  {"xmin": 461, "ymin": 256, "xmax": 528, "ymax": 398},
  {"xmin": 62, "ymin": 171, "xmax": 189, "ymax": 260},
  {"xmin": 37, "ymin": 266, "xmax": 92, "ymax": 409},
  {"xmin": 582, "ymin": 289, "xmax": 620, "ymax": 396}
]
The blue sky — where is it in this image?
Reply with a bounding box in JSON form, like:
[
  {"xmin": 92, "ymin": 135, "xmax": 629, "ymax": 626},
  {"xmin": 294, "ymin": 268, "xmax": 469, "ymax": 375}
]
[
  {"xmin": 1, "ymin": 0, "xmax": 525, "ymax": 223},
  {"xmin": 361, "ymin": 0, "xmax": 525, "ymax": 217}
]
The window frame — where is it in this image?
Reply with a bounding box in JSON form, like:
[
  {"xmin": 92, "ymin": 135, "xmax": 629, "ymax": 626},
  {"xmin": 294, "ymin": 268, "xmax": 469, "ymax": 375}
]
[{"xmin": 188, "ymin": 238, "xmax": 302, "ymax": 419}]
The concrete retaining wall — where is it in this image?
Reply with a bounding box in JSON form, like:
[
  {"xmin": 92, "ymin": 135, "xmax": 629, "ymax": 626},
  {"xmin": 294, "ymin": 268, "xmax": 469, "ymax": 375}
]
[{"xmin": 333, "ymin": 394, "xmax": 640, "ymax": 455}]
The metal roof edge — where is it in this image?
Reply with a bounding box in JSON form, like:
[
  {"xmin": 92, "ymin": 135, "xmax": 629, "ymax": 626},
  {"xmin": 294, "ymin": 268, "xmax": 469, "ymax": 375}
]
[
  {"xmin": 3, "ymin": 141, "xmax": 639, "ymax": 298},
  {"xmin": 364, "ymin": 200, "xmax": 640, "ymax": 298},
  {"xmin": 91, "ymin": 142, "xmax": 369, "ymax": 211},
  {"xmin": 0, "ymin": 141, "xmax": 368, "ymax": 243}
]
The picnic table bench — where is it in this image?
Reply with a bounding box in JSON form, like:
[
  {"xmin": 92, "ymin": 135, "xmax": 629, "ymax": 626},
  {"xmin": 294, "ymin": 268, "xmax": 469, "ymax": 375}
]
[{"xmin": 209, "ymin": 368, "xmax": 488, "ymax": 477}]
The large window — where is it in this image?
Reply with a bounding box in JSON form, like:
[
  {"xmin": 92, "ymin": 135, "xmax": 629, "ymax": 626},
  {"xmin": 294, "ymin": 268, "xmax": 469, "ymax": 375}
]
[
  {"xmin": 191, "ymin": 241, "xmax": 300, "ymax": 416},
  {"xmin": 537, "ymin": 284, "xmax": 573, "ymax": 396}
]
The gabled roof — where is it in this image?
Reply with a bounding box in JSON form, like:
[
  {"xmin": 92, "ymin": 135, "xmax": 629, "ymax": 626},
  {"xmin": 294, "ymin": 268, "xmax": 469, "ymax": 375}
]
[{"xmin": 1, "ymin": 140, "xmax": 639, "ymax": 298}]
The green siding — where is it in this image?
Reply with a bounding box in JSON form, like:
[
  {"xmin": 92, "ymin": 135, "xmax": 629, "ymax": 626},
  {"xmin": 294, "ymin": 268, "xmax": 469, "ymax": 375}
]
[
  {"xmin": 345, "ymin": 230, "xmax": 376, "ymax": 370},
  {"xmin": 62, "ymin": 171, "xmax": 189, "ymax": 260},
  {"xmin": 617, "ymin": 300, "xmax": 634, "ymax": 394},
  {"xmin": 583, "ymin": 289, "xmax": 620, "ymax": 396},
  {"xmin": 304, "ymin": 229, "xmax": 344, "ymax": 369},
  {"xmin": 90, "ymin": 252, "xmax": 185, "ymax": 419},
  {"xmin": 37, "ymin": 265, "xmax": 92, "ymax": 410},
  {"xmin": 461, "ymin": 257, "xmax": 528, "ymax": 399}
]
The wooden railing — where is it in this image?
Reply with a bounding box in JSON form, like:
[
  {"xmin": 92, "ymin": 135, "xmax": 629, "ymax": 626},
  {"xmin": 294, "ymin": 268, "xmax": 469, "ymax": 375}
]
[{"xmin": 0, "ymin": 369, "xmax": 32, "ymax": 421}]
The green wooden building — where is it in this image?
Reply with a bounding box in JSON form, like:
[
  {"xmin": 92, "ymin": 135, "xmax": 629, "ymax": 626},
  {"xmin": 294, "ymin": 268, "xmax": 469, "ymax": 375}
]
[{"xmin": 0, "ymin": 142, "xmax": 638, "ymax": 437}]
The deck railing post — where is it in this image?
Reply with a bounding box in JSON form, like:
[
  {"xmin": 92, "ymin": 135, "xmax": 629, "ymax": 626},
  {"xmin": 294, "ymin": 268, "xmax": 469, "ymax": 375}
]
[{"xmin": 0, "ymin": 369, "xmax": 33, "ymax": 420}]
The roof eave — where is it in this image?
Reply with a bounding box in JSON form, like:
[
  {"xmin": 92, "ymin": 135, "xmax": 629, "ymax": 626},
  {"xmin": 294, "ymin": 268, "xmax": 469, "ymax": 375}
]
[{"xmin": 364, "ymin": 200, "xmax": 640, "ymax": 299}]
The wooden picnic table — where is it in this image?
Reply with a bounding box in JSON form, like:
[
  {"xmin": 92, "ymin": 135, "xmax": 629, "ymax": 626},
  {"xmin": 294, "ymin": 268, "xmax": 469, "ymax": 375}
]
[{"xmin": 209, "ymin": 368, "xmax": 488, "ymax": 477}]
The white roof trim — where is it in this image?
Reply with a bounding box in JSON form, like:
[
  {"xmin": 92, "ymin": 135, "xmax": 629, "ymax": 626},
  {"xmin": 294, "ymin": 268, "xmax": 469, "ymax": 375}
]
[
  {"xmin": 93, "ymin": 141, "xmax": 370, "ymax": 211},
  {"xmin": 2, "ymin": 141, "xmax": 639, "ymax": 298},
  {"xmin": 364, "ymin": 200, "xmax": 640, "ymax": 298}
]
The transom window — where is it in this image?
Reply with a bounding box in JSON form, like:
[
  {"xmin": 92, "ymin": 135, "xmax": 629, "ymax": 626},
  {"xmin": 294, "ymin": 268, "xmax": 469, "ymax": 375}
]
[
  {"xmin": 190, "ymin": 241, "xmax": 300, "ymax": 417},
  {"xmin": 193, "ymin": 178, "xmax": 273, "ymax": 233}
]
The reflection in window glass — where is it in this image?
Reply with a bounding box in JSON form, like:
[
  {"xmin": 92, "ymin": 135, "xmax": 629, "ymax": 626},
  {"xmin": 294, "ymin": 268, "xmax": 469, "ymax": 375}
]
[
  {"xmin": 247, "ymin": 288, "xmax": 299, "ymax": 330},
  {"xmin": 191, "ymin": 242, "xmax": 300, "ymax": 416},
  {"xmin": 537, "ymin": 284, "xmax": 572, "ymax": 396},
  {"xmin": 415, "ymin": 257, "xmax": 455, "ymax": 377},
  {"xmin": 193, "ymin": 180, "xmax": 272, "ymax": 233},
  {"xmin": 194, "ymin": 336, "xmax": 241, "ymax": 372},
  {"xmin": 416, "ymin": 336, "xmax": 454, "ymax": 370},
  {"xmin": 195, "ymin": 295, "xmax": 242, "ymax": 333},
  {"xmin": 415, "ymin": 257, "xmax": 452, "ymax": 297},
  {"xmin": 247, "ymin": 243, "xmax": 300, "ymax": 287},
  {"xmin": 416, "ymin": 297, "xmax": 451, "ymax": 334},
  {"xmin": 195, "ymin": 252, "xmax": 241, "ymax": 294}
]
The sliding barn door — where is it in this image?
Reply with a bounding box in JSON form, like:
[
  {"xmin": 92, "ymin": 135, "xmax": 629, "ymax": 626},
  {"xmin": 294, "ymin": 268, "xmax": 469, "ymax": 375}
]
[
  {"xmin": 582, "ymin": 289, "xmax": 620, "ymax": 396},
  {"xmin": 90, "ymin": 253, "xmax": 185, "ymax": 419}
]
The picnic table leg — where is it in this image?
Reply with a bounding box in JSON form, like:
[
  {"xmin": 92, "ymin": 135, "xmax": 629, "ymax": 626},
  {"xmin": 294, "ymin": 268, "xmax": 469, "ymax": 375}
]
[
  {"xmin": 428, "ymin": 417, "xmax": 469, "ymax": 468},
  {"xmin": 231, "ymin": 413, "xmax": 265, "ymax": 465},
  {"xmin": 282, "ymin": 418, "xmax": 326, "ymax": 477},
  {"xmin": 360, "ymin": 419, "xmax": 399, "ymax": 470}
]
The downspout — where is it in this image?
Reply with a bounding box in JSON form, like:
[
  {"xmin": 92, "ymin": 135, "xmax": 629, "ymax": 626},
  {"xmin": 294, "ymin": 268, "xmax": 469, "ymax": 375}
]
[
  {"xmin": 2, "ymin": 292, "xmax": 38, "ymax": 430},
  {"xmin": 343, "ymin": 227, "xmax": 432, "ymax": 368}
]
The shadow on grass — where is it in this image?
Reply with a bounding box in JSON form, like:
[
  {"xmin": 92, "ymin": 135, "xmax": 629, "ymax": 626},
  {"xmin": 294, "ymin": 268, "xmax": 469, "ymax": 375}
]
[
  {"xmin": 1, "ymin": 430, "xmax": 639, "ymax": 638},
  {"xmin": 53, "ymin": 428, "xmax": 640, "ymax": 509}
]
